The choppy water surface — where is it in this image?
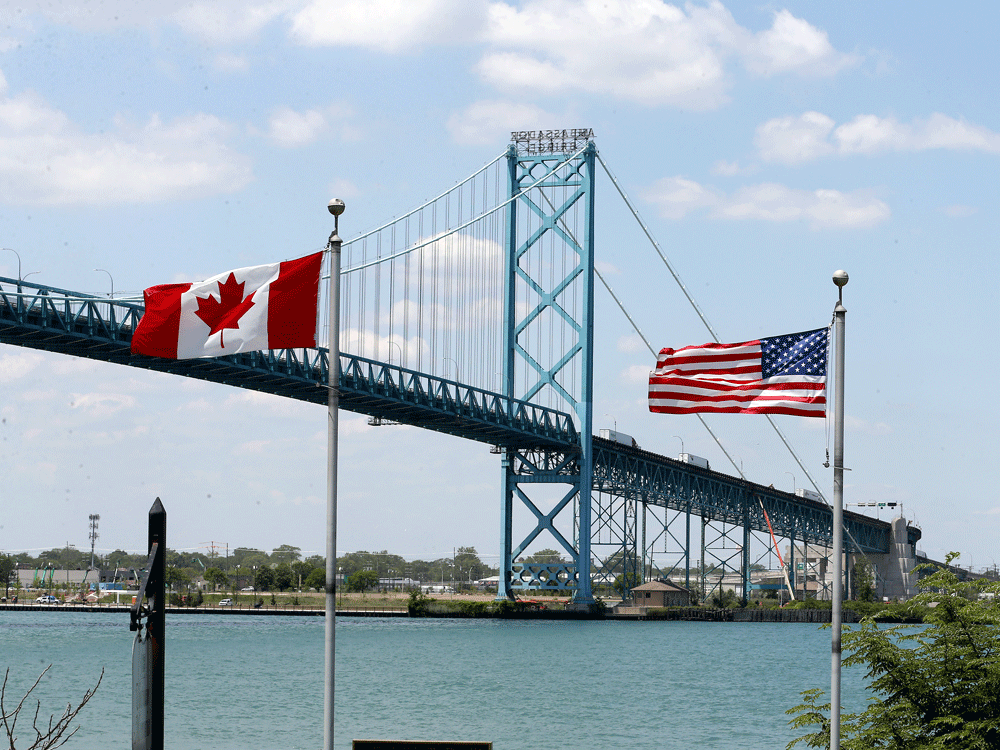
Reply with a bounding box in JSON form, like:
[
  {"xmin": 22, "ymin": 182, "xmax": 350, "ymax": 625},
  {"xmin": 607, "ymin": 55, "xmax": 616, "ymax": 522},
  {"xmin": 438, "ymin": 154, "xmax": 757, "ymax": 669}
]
[{"xmin": 0, "ymin": 611, "xmax": 870, "ymax": 749}]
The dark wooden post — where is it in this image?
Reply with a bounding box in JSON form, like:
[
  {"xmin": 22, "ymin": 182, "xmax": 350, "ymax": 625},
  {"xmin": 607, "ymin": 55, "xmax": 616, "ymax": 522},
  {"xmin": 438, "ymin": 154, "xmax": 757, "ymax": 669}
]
[
  {"xmin": 131, "ymin": 499, "xmax": 165, "ymax": 750},
  {"xmin": 147, "ymin": 499, "xmax": 166, "ymax": 750}
]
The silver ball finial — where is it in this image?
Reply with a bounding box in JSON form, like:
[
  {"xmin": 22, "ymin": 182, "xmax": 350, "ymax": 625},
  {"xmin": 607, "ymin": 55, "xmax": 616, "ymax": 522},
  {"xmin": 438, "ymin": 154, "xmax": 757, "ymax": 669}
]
[
  {"xmin": 832, "ymin": 269, "xmax": 849, "ymax": 288},
  {"xmin": 327, "ymin": 199, "xmax": 345, "ymax": 217}
]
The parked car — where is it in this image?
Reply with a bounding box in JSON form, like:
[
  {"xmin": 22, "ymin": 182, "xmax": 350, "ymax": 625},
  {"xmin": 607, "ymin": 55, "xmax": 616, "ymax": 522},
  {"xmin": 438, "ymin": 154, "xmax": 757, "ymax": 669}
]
[
  {"xmin": 218, "ymin": 598, "xmax": 234, "ymax": 606},
  {"xmin": 35, "ymin": 595, "xmax": 59, "ymax": 604},
  {"xmin": 240, "ymin": 586, "xmax": 255, "ymax": 592}
]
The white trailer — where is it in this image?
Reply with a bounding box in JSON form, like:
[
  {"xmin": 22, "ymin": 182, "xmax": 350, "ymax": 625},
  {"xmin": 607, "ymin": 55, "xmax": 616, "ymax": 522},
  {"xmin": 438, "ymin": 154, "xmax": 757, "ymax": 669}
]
[
  {"xmin": 678, "ymin": 453, "xmax": 710, "ymax": 470},
  {"xmin": 599, "ymin": 429, "xmax": 638, "ymax": 448}
]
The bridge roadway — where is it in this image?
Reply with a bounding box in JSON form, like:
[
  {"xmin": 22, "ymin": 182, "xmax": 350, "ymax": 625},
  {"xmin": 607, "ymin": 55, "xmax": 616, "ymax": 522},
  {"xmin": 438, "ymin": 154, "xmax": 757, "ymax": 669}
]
[{"xmin": 1, "ymin": 277, "xmax": 916, "ymax": 555}]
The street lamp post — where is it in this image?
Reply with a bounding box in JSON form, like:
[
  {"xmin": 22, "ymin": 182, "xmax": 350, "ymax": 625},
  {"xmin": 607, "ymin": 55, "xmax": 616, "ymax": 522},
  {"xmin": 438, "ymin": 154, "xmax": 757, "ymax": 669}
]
[
  {"xmin": 3, "ymin": 248, "xmax": 21, "ymax": 281},
  {"xmin": 93, "ymin": 268, "xmax": 114, "ymax": 299}
]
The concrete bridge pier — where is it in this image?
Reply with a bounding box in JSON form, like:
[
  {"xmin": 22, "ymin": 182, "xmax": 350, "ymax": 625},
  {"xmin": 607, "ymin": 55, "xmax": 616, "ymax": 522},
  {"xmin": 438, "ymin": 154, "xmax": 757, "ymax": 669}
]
[{"xmin": 872, "ymin": 516, "xmax": 917, "ymax": 600}]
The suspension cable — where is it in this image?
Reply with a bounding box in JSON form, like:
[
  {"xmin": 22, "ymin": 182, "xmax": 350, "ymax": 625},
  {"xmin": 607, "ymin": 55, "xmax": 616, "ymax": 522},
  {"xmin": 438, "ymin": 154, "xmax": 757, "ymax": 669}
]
[
  {"xmin": 341, "ymin": 146, "xmax": 589, "ymax": 274},
  {"xmin": 596, "ymin": 151, "xmax": 829, "ymax": 500}
]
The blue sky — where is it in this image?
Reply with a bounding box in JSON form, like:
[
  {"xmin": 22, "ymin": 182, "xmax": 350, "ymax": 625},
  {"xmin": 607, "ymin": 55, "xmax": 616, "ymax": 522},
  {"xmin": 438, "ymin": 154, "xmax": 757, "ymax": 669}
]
[{"xmin": 1, "ymin": 1, "xmax": 997, "ymax": 571}]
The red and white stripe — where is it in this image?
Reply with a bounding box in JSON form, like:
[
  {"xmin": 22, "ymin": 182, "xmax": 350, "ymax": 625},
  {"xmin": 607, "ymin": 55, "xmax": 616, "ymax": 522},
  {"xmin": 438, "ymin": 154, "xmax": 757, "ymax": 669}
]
[
  {"xmin": 131, "ymin": 252, "xmax": 322, "ymax": 360},
  {"xmin": 647, "ymin": 339, "xmax": 827, "ymax": 417}
]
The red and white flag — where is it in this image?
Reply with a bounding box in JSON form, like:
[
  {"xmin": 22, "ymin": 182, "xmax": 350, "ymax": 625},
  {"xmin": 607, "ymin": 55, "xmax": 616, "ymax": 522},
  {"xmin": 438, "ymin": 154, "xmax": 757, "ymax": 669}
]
[
  {"xmin": 648, "ymin": 327, "xmax": 829, "ymax": 417},
  {"xmin": 131, "ymin": 252, "xmax": 323, "ymax": 359}
]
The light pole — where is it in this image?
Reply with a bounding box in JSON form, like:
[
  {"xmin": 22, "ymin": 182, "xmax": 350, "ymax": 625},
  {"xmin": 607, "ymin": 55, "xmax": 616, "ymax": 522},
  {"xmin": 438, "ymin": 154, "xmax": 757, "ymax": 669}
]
[
  {"xmin": 673, "ymin": 435, "xmax": 684, "ymax": 456},
  {"xmin": 93, "ymin": 268, "xmax": 114, "ymax": 299},
  {"xmin": 3, "ymin": 248, "xmax": 21, "ymax": 281},
  {"xmin": 830, "ymin": 270, "xmax": 848, "ymax": 750},
  {"xmin": 784, "ymin": 472, "xmax": 796, "ymax": 494},
  {"xmin": 324, "ymin": 198, "xmax": 345, "ymax": 750},
  {"xmin": 386, "ymin": 339, "xmax": 402, "ymax": 365},
  {"xmin": 443, "ymin": 357, "xmax": 459, "ymax": 381}
]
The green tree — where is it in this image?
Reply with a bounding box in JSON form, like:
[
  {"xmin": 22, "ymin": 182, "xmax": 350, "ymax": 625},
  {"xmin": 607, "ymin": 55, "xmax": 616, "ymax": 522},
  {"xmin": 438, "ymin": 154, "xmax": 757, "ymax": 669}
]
[
  {"xmin": 346, "ymin": 569, "xmax": 379, "ymax": 593},
  {"xmin": 613, "ymin": 571, "xmax": 643, "ymax": 599},
  {"xmin": 853, "ymin": 559, "xmax": 876, "ymax": 603},
  {"xmin": 0, "ymin": 554, "xmax": 14, "ymax": 599},
  {"xmin": 524, "ymin": 548, "xmax": 565, "ymax": 564},
  {"xmin": 787, "ymin": 553, "xmax": 1000, "ymax": 749},
  {"xmin": 270, "ymin": 544, "xmax": 301, "ymax": 565},
  {"xmin": 291, "ymin": 561, "xmax": 312, "ymax": 590},
  {"xmin": 254, "ymin": 566, "xmax": 276, "ymax": 593},
  {"xmin": 305, "ymin": 567, "xmax": 325, "ymax": 592},
  {"xmin": 232, "ymin": 548, "xmax": 269, "ymax": 570},
  {"xmin": 274, "ymin": 563, "xmax": 294, "ymax": 592},
  {"xmin": 204, "ymin": 567, "xmax": 229, "ymax": 590},
  {"xmin": 710, "ymin": 588, "xmax": 739, "ymax": 609},
  {"xmin": 454, "ymin": 547, "xmax": 490, "ymax": 583},
  {"xmin": 165, "ymin": 566, "xmax": 191, "ymax": 592}
]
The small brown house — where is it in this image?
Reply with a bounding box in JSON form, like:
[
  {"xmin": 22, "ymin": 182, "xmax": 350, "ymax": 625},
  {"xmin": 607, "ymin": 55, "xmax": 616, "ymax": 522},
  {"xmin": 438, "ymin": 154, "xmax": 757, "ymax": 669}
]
[{"xmin": 630, "ymin": 578, "xmax": 692, "ymax": 608}]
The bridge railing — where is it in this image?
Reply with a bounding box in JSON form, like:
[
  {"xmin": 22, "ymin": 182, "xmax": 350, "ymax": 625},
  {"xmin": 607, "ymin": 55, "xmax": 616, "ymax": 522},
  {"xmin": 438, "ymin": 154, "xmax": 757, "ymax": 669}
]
[
  {"xmin": 0, "ymin": 277, "xmax": 579, "ymax": 449},
  {"xmin": 336, "ymin": 354, "xmax": 579, "ymax": 447},
  {"xmin": 592, "ymin": 436, "xmax": 901, "ymax": 554},
  {"xmin": 0, "ymin": 278, "xmax": 142, "ymax": 344}
]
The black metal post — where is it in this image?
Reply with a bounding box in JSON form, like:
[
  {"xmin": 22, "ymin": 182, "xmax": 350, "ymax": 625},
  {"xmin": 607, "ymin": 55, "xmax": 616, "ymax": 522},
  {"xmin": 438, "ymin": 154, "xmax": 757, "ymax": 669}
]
[{"xmin": 147, "ymin": 499, "xmax": 165, "ymax": 750}]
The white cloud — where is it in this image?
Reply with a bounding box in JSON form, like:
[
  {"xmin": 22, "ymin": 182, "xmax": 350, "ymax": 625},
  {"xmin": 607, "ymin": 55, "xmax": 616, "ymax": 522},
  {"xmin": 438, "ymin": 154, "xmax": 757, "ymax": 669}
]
[
  {"xmin": 268, "ymin": 107, "xmax": 327, "ymax": 147},
  {"xmin": 478, "ymin": 1, "xmax": 856, "ymax": 109},
  {"xmin": 643, "ymin": 176, "xmax": 720, "ymax": 220},
  {"xmin": 447, "ymin": 99, "xmax": 561, "ymax": 146},
  {"xmin": 722, "ymin": 183, "xmax": 889, "ymax": 228},
  {"xmin": 595, "ymin": 261, "xmax": 622, "ymax": 276},
  {"xmin": 480, "ymin": 0, "xmax": 740, "ymax": 109},
  {"xmin": 623, "ymin": 363, "xmax": 653, "ymax": 384},
  {"xmin": 213, "ymin": 53, "xmax": 252, "ymax": 72},
  {"xmin": 266, "ymin": 103, "xmax": 359, "ymax": 147},
  {"xmin": 758, "ymin": 111, "xmax": 1000, "ymax": 164},
  {"xmin": 0, "ymin": 87, "xmax": 252, "ymax": 205},
  {"xmin": 743, "ymin": 9, "xmax": 859, "ymax": 76},
  {"xmin": 2, "ymin": 1, "xmax": 291, "ymax": 41},
  {"xmin": 940, "ymin": 204, "xmax": 977, "ymax": 218},
  {"xmin": 645, "ymin": 176, "xmax": 890, "ymax": 229},
  {"xmin": 68, "ymin": 392, "xmax": 136, "ymax": 415},
  {"xmin": 755, "ymin": 111, "xmax": 835, "ymax": 164},
  {"xmin": 327, "ymin": 177, "xmax": 360, "ymax": 199},
  {"xmin": 710, "ymin": 159, "xmax": 742, "ymax": 176},
  {"xmin": 0, "ymin": 351, "xmax": 43, "ymax": 383},
  {"xmin": 289, "ymin": 0, "xmax": 489, "ymax": 52},
  {"xmin": 617, "ymin": 335, "xmax": 649, "ymax": 354},
  {"xmin": 172, "ymin": 2, "xmax": 293, "ymax": 44}
]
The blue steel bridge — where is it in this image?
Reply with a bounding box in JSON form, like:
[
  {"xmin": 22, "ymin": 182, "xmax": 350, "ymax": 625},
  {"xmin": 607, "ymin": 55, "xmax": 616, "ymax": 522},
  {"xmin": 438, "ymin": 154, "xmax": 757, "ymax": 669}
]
[{"xmin": 0, "ymin": 133, "xmax": 921, "ymax": 603}]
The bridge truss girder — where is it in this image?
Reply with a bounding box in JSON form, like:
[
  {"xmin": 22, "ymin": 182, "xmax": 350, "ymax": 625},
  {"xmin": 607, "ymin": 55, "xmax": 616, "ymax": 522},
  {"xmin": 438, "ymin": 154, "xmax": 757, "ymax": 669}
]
[{"xmin": 0, "ymin": 279, "xmax": 577, "ymax": 450}]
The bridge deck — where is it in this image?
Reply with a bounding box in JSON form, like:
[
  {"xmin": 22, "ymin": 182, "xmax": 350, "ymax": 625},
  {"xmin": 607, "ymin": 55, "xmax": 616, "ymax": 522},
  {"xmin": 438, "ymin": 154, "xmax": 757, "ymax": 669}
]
[
  {"xmin": 1, "ymin": 277, "xmax": 919, "ymax": 554},
  {"xmin": 0, "ymin": 279, "xmax": 578, "ymax": 450},
  {"xmin": 592, "ymin": 437, "xmax": 911, "ymax": 554}
]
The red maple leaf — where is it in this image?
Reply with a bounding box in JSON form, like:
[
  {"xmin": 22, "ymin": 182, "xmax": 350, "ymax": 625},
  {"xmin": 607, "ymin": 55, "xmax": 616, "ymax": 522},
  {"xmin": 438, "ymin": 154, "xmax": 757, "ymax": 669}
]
[{"xmin": 194, "ymin": 272, "xmax": 256, "ymax": 348}]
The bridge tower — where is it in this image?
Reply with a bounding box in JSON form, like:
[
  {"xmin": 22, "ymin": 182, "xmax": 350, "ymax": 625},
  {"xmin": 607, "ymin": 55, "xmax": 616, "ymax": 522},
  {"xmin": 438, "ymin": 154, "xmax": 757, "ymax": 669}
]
[{"xmin": 497, "ymin": 131, "xmax": 596, "ymax": 604}]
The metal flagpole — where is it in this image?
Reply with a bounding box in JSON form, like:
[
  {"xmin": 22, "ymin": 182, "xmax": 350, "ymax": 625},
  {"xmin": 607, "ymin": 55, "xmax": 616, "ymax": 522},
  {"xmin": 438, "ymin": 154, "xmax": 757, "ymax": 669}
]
[
  {"xmin": 324, "ymin": 198, "xmax": 345, "ymax": 750},
  {"xmin": 830, "ymin": 269, "xmax": 848, "ymax": 750}
]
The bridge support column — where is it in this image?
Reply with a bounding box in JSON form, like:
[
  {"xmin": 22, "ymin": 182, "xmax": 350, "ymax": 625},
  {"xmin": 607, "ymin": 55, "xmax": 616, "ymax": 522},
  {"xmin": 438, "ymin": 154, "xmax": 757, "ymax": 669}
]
[{"xmin": 497, "ymin": 139, "xmax": 597, "ymax": 605}]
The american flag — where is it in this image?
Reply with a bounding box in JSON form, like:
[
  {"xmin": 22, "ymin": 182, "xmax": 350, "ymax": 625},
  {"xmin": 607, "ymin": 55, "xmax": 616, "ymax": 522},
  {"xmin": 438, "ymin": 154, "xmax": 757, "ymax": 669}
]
[{"xmin": 648, "ymin": 327, "xmax": 830, "ymax": 417}]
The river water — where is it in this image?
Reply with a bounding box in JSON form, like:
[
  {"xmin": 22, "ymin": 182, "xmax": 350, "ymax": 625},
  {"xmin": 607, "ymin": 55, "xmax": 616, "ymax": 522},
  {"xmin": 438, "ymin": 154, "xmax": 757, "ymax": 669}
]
[{"xmin": 0, "ymin": 611, "xmax": 871, "ymax": 749}]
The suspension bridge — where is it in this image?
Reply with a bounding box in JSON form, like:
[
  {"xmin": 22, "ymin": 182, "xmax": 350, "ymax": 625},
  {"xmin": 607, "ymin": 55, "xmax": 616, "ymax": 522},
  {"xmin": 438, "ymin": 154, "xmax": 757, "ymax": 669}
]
[{"xmin": 0, "ymin": 130, "xmax": 922, "ymax": 604}]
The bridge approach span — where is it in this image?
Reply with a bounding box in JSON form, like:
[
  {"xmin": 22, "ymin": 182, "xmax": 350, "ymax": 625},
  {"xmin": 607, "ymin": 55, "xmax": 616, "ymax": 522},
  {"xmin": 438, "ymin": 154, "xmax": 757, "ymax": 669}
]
[
  {"xmin": 1, "ymin": 277, "xmax": 919, "ymax": 556},
  {"xmin": 592, "ymin": 437, "xmax": 914, "ymax": 555},
  {"xmin": 0, "ymin": 278, "xmax": 576, "ymax": 450}
]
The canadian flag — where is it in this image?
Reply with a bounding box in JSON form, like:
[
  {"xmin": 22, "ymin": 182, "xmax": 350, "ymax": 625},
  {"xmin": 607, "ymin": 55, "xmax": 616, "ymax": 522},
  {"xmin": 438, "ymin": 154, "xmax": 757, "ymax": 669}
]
[{"xmin": 131, "ymin": 252, "xmax": 323, "ymax": 359}]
